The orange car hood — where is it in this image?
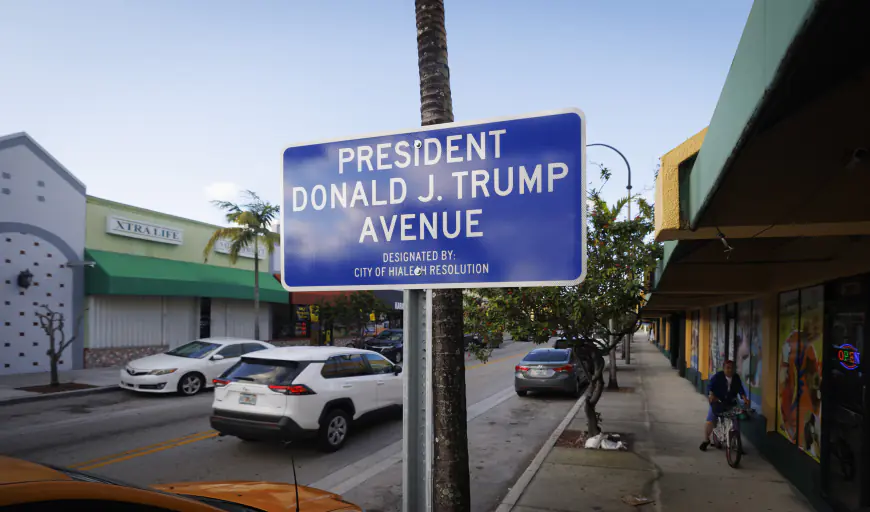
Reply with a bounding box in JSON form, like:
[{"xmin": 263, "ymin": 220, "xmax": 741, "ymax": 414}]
[{"xmin": 152, "ymin": 481, "xmax": 359, "ymax": 511}]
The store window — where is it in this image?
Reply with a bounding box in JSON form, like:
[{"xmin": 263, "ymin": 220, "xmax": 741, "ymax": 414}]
[{"xmin": 776, "ymin": 285, "xmax": 824, "ymax": 462}]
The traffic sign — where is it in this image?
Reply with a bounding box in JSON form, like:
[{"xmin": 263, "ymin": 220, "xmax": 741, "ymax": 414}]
[{"xmin": 281, "ymin": 108, "xmax": 586, "ymax": 291}]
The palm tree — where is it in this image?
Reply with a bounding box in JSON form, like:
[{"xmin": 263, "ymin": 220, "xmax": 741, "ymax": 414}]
[
  {"xmin": 204, "ymin": 190, "xmax": 280, "ymax": 340},
  {"xmin": 415, "ymin": 1, "xmax": 471, "ymax": 510}
]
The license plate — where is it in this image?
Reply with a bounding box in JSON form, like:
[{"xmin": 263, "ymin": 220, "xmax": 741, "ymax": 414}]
[
  {"xmin": 239, "ymin": 393, "xmax": 257, "ymax": 405},
  {"xmin": 530, "ymin": 369, "xmax": 550, "ymax": 378}
]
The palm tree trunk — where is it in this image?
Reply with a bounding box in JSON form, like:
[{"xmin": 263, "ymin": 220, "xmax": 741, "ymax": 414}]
[
  {"xmin": 253, "ymin": 239, "xmax": 261, "ymax": 340},
  {"xmin": 416, "ymin": 1, "xmax": 470, "ymax": 510}
]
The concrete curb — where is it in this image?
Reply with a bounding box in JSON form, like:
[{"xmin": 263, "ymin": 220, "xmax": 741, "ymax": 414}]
[
  {"xmin": 493, "ymin": 392, "xmax": 588, "ymax": 512},
  {"xmin": 0, "ymin": 385, "xmax": 122, "ymax": 406}
]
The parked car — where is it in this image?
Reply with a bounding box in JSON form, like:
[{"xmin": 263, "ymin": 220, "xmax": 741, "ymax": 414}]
[
  {"xmin": 0, "ymin": 455, "xmax": 362, "ymax": 511},
  {"xmin": 514, "ymin": 347, "xmax": 586, "ymax": 397},
  {"xmin": 464, "ymin": 333, "xmax": 484, "ymax": 350},
  {"xmin": 120, "ymin": 337, "xmax": 274, "ymax": 397},
  {"xmin": 211, "ymin": 346, "xmax": 403, "ymax": 452},
  {"xmin": 362, "ymin": 328, "xmax": 404, "ymax": 363}
]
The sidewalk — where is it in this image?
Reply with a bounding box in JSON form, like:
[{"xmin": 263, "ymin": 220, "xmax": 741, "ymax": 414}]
[
  {"xmin": 497, "ymin": 336, "xmax": 814, "ymax": 512},
  {"xmin": 0, "ymin": 366, "xmax": 121, "ymax": 405}
]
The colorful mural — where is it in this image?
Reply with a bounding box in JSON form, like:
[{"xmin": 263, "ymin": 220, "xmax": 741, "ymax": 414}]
[
  {"xmin": 749, "ymin": 299, "xmax": 764, "ymax": 410},
  {"xmin": 690, "ymin": 310, "xmax": 700, "ymax": 370},
  {"xmin": 709, "ymin": 307, "xmax": 719, "ymax": 376},
  {"xmin": 776, "ymin": 286, "xmax": 824, "ymax": 462},
  {"xmin": 736, "ymin": 301, "xmax": 752, "ymax": 399},
  {"xmin": 777, "ymin": 290, "xmax": 801, "ymax": 443},
  {"xmin": 799, "ymin": 285, "xmax": 824, "ymax": 461}
]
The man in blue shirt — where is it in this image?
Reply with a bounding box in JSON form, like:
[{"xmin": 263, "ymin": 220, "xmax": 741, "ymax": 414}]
[{"xmin": 700, "ymin": 359, "xmax": 750, "ymax": 451}]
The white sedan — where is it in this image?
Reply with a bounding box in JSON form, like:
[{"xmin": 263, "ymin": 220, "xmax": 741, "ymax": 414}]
[{"xmin": 120, "ymin": 337, "xmax": 275, "ymax": 396}]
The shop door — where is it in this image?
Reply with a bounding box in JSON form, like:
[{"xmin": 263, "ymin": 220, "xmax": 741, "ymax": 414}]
[{"xmin": 822, "ymin": 276, "xmax": 869, "ymax": 511}]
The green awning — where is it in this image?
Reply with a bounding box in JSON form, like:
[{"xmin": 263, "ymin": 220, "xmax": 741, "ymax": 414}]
[{"xmin": 85, "ymin": 249, "xmax": 289, "ymax": 304}]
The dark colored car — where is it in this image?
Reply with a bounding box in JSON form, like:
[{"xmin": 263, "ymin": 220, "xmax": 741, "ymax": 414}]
[
  {"xmin": 464, "ymin": 333, "xmax": 484, "ymax": 350},
  {"xmin": 514, "ymin": 348, "xmax": 586, "ymax": 397},
  {"xmin": 362, "ymin": 329, "xmax": 404, "ymax": 363}
]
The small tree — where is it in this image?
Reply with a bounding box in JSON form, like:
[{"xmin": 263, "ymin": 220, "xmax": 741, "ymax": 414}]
[
  {"xmin": 317, "ymin": 291, "xmax": 388, "ymax": 345},
  {"xmin": 35, "ymin": 305, "xmax": 85, "ymax": 387},
  {"xmin": 465, "ymin": 175, "xmax": 661, "ymax": 436},
  {"xmin": 204, "ymin": 190, "xmax": 279, "ymax": 340}
]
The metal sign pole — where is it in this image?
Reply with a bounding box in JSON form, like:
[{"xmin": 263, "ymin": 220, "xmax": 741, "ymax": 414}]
[{"xmin": 402, "ymin": 288, "xmax": 433, "ymax": 512}]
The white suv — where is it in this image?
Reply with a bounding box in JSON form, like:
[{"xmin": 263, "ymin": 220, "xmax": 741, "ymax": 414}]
[{"xmin": 210, "ymin": 346, "xmax": 403, "ymax": 452}]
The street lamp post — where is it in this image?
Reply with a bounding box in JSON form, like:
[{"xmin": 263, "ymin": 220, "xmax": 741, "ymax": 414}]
[{"xmin": 588, "ymin": 143, "xmax": 633, "ymax": 364}]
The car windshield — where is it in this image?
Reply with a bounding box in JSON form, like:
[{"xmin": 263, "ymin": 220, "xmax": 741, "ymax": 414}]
[
  {"xmin": 523, "ymin": 350, "xmax": 570, "ymax": 363},
  {"xmin": 166, "ymin": 341, "xmax": 221, "ymax": 359},
  {"xmin": 222, "ymin": 358, "xmax": 307, "ymax": 385},
  {"xmin": 47, "ymin": 464, "xmax": 264, "ymax": 512}
]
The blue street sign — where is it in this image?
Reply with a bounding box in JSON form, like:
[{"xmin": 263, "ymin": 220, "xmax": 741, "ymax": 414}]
[{"xmin": 281, "ymin": 109, "xmax": 586, "ymax": 291}]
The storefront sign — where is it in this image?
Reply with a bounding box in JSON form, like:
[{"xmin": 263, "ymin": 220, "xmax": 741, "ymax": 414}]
[
  {"xmin": 835, "ymin": 343, "xmax": 861, "ymax": 370},
  {"xmin": 106, "ymin": 216, "xmax": 183, "ymax": 245},
  {"xmin": 214, "ymin": 239, "xmax": 267, "ymax": 260}
]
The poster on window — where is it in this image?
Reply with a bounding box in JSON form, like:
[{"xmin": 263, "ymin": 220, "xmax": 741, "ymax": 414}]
[
  {"xmin": 749, "ymin": 299, "xmax": 764, "ymax": 411},
  {"xmin": 777, "ymin": 290, "xmax": 800, "ymax": 443},
  {"xmin": 799, "ymin": 285, "xmax": 824, "ymax": 461},
  {"xmin": 691, "ymin": 311, "xmax": 700, "ymax": 370},
  {"xmin": 736, "ymin": 300, "xmax": 752, "ymax": 400}
]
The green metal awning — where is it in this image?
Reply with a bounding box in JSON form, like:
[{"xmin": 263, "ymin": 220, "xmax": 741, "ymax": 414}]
[{"xmin": 85, "ymin": 249, "xmax": 289, "ymax": 304}]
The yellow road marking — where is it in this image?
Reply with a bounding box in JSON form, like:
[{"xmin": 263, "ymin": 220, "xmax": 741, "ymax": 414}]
[
  {"xmin": 71, "ymin": 349, "xmax": 526, "ymax": 470},
  {"xmin": 465, "ymin": 351, "xmax": 525, "ymax": 371},
  {"xmin": 71, "ymin": 430, "xmax": 218, "ymax": 470}
]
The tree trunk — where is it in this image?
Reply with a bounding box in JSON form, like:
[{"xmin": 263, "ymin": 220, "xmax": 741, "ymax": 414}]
[
  {"xmin": 625, "ymin": 330, "xmax": 632, "ymax": 364},
  {"xmin": 607, "ymin": 320, "xmax": 619, "ymax": 389},
  {"xmin": 416, "ymin": 1, "xmax": 470, "ymax": 510},
  {"xmin": 253, "ymin": 239, "xmax": 261, "ymax": 341},
  {"xmin": 584, "ymin": 354, "xmax": 605, "ymax": 436},
  {"xmin": 49, "ymin": 354, "xmax": 59, "ymax": 387}
]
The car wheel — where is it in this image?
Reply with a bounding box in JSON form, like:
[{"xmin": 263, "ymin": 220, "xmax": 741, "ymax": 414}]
[
  {"xmin": 177, "ymin": 373, "xmax": 204, "ymax": 396},
  {"xmin": 318, "ymin": 409, "xmax": 351, "ymax": 452},
  {"xmin": 516, "ymin": 390, "xmax": 528, "ymax": 397},
  {"xmin": 395, "ymin": 351, "xmax": 403, "ymax": 364}
]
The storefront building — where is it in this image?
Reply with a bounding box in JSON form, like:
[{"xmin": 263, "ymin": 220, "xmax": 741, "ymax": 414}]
[
  {"xmin": 644, "ymin": 2, "xmax": 870, "ymax": 510},
  {"xmin": 84, "ymin": 196, "xmax": 288, "ymax": 367},
  {"xmin": 0, "ymin": 133, "xmax": 87, "ymax": 375}
]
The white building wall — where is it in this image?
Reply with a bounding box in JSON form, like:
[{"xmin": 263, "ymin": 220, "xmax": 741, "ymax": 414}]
[
  {"xmin": 210, "ymin": 299, "xmax": 271, "ymax": 341},
  {"xmin": 0, "ymin": 133, "xmax": 87, "ymax": 374},
  {"xmin": 87, "ymin": 295, "xmax": 197, "ymax": 349},
  {"xmin": 87, "ymin": 296, "xmax": 163, "ymax": 349}
]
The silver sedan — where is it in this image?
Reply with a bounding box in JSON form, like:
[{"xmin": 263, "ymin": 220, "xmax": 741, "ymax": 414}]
[{"xmin": 514, "ymin": 347, "xmax": 586, "ymax": 397}]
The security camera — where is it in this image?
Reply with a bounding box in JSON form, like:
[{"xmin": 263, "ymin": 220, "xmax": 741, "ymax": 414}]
[{"xmin": 846, "ymin": 148, "xmax": 868, "ymax": 170}]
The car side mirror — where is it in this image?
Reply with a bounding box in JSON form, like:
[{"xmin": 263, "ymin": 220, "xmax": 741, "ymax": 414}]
[
  {"xmin": 394, "ymin": 365, "xmax": 403, "ymax": 375},
  {"xmin": 211, "ymin": 354, "xmax": 225, "ymax": 361}
]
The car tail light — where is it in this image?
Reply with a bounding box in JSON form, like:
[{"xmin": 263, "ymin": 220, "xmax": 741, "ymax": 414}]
[
  {"xmin": 515, "ymin": 365, "xmax": 530, "ymax": 372},
  {"xmin": 554, "ymin": 364, "xmax": 574, "ymax": 373},
  {"xmin": 213, "ymin": 378, "xmax": 230, "ymax": 387},
  {"xmin": 268, "ymin": 384, "xmax": 316, "ymax": 396}
]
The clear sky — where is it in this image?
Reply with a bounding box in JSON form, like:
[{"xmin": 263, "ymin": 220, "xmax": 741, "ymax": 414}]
[{"xmin": 0, "ymin": 0, "xmax": 752, "ymax": 226}]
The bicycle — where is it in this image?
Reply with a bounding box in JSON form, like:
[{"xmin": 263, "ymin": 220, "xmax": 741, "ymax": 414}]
[{"xmin": 710, "ymin": 405, "xmax": 754, "ymax": 468}]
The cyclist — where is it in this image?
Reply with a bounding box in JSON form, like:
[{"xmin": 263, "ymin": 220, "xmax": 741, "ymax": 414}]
[{"xmin": 700, "ymin": 359, "xmax": 750, "ymax": 451}]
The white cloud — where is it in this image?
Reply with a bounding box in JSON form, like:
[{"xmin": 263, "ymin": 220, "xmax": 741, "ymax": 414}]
[{"xmin": 204, "ymin": 182, "xmax": 239, "ymax": 201}]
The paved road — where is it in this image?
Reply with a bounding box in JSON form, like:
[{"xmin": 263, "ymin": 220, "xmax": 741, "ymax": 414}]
[{"xmin": 0, "ymin": 341, "xmax": 578, "ymax": 512}]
